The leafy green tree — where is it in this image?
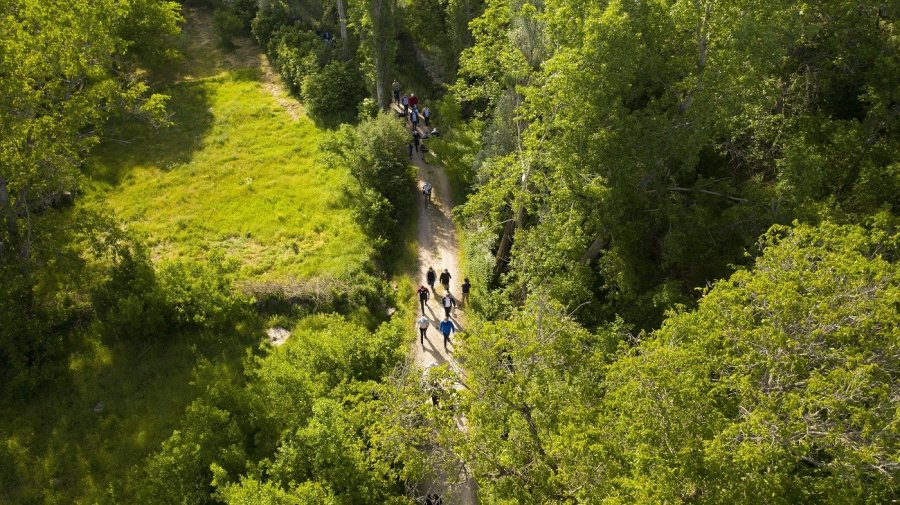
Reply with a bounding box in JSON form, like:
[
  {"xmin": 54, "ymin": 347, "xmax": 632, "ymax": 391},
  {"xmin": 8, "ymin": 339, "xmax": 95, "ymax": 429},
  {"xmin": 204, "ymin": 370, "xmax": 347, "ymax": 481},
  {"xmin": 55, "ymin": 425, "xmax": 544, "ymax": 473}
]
[
  {"xmin": 302, "ymin": 60, "xmax": 368, "ymax": 127},
  {"xmin": 322, "ymin": 112, "xmax": 414, "ymax": 255},
  {"xmin": 452, "ymin": 220, "xmax": 898, "ymax": 503},
  {"xmin": 0, "ymin": 0, "xmax": 179, "ymax": 266}
]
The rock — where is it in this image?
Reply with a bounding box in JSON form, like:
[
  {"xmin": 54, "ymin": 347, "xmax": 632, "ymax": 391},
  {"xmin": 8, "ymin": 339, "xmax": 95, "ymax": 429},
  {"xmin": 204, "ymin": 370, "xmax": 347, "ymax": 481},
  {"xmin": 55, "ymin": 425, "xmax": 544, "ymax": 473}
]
[
  {"xmin": 92, "ymin": 401, "xmax": 105, "ymax": 414},
  {"xmin": 266, "ymin": 327, "xmax": 290, "ymax": 346},
  {"xmin": 385, "ymin": 307, "xmax": 397, "ymax": 317}
]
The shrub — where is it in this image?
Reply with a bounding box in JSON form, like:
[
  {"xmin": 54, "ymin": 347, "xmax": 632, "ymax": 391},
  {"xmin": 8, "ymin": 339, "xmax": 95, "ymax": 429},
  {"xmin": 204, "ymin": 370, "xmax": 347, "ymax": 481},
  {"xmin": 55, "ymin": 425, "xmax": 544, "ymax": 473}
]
[
  {"xmin": 301, "ymin": 60, "xmax": 367, "ymax": 128},
  {"xmin": 157, "ymin": 253, "xmax": 248, "ymax": 332},
  {"xmin": 213, "ymin": 7, "xmax": 244, "ymax": 49},
  {"xmin": 269, "ymin": 25, "xmax": 327, "ymax": 93},
  {"xmin": 321, "ymin": 113, "xmax": 414, "ymax": 257},
  {"xmin": 251, "ymin": 1, "xmax": 291, "ymax": 49}
]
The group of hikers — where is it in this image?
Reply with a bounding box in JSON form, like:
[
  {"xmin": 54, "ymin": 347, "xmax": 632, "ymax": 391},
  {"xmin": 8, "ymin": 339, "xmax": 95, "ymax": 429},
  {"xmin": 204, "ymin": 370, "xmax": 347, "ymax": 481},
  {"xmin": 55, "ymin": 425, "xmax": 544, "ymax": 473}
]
[
  {"xmin": 393, "ymin": 80, "xmax": 439, "ymax": 159},
  {"xmin": 416, "ymin": 266, "xmax": 471, "ymax": 350}
]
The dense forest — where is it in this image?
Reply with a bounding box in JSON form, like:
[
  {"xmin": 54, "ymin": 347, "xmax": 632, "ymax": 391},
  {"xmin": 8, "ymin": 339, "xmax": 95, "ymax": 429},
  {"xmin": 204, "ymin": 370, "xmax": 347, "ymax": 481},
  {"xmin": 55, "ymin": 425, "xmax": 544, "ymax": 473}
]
[{"xmin": 0, "ymin": 0, "xmax": 897, "ymax": 504}]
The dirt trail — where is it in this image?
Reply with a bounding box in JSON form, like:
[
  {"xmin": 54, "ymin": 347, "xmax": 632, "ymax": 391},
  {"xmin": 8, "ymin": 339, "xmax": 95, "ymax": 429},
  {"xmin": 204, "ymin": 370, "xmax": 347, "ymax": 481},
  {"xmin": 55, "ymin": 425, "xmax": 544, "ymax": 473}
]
[{"xmin": 401, "ymin": 105, "xmax": 477, "ymax": 504}]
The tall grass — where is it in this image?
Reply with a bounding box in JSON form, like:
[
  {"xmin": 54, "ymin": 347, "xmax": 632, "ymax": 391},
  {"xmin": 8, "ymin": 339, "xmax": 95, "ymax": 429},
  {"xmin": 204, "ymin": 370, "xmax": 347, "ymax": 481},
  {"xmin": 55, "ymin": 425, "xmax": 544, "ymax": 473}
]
[{"xmin": 86, "ymin": 70, "xmax": 370, "ymax": 282}]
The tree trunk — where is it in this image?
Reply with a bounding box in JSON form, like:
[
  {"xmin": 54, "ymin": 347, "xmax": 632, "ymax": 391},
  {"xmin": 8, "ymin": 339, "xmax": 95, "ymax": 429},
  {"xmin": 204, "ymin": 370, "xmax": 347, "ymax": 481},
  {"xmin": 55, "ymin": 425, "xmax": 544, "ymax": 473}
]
[
  {"xmin": 370, "ymin": 0, "xmax": 391, "ymax": 109},
  {"xmin": 579, "ymin": 233, "xmax": 607, "ymax": 265},
  {"xmin": 0, "ymin": 174, "xmax": 20, "ymax": 260},
  {"xmin": 336, "ymin": 0, "xmax": 348, "ymax": 50}
]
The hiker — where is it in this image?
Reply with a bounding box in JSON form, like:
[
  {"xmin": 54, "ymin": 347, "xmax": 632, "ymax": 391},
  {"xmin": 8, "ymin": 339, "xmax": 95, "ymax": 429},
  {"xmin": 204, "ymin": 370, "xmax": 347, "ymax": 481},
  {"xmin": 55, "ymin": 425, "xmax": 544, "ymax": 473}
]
[
  {"xmin": 430, "ymin": 380, "xmax": 441, "ymax": 407},
  {"xmin": 461, "ymin": 277, "xmax": 471, "ymax": 307},
  {"xmin": 412, "ymin": 129, "xmax": 422, "ymax": 154},
  {"xmin": 408, "ymin": 93, "xmax": 419, "ymax": 111},
  {"xmin": 411, "ymin": 108, "xmax": 419, "ymax": 129},
  {"xmin": 426, "ymin": 266, "xmax": 437, "ymax": 291},
  {"xmin": 441, "ymin": 293, "xmax": 456, "ymax": 318},
  {"xmin": 408, "ymin": 142, "xmax": 414, "ymax": 159},
  {"xmin": 423, "ymin": 181, "xmax": 432, "ymax": 205},
  {"xmin": 423, "ymin": 106, "xmax": 431, "ymax": 127},
  {"xmin": 417, "ymin": 314, "xmax": 430, "ymax": 345},
  {"xmin": 392, "ymin": 80, "xmax": 401, "ymax": 104},
  {"xmin": 417, "ymin": 285, "xmax": 429, "ymax": 313},
  {"xmin": 401, "ymin": 94, "xmax": 409, "ymax": 113},
  {"xmin": 439, "ymin": 268, "xmax": 451, "ymax": 292},
  {"xmin": 439, "ymin": 316, "xmax": 454, "ymax": 349}
]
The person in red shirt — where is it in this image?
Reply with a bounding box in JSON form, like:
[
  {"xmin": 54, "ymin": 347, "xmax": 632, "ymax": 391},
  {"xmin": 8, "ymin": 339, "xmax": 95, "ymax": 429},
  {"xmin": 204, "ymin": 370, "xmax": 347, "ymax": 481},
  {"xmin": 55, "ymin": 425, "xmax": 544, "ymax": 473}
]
[{"xmin": 408, "ymin": 93, "xmax": 419, "ymax": 110}]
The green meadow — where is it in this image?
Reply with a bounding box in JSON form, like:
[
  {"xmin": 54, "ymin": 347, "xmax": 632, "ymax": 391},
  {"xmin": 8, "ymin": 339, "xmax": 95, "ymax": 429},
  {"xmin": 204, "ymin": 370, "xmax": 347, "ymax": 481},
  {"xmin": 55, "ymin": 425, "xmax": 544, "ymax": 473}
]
[{"xmin": 86, "ymin": 69, "xmax": 370, "ymax": 281}]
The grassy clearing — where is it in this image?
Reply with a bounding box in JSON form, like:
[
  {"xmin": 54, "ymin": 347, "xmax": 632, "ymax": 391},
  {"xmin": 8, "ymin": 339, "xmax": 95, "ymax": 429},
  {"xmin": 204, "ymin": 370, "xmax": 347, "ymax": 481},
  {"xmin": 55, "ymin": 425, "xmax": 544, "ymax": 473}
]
[
  {"xmin": 86, "ymin": 69, "xmax": 369, "ymax": 281},
  {"xmin": 86, "ymin": 6, "xmax": 369, "ymax": 283}
]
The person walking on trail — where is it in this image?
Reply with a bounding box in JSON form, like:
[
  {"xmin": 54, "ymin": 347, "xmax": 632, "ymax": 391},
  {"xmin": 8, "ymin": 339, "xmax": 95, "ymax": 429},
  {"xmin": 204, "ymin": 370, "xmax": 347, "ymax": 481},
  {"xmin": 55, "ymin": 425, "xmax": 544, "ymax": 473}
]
[
  {"xmin": 441, "ymin": 293, "xmax": 456, "ymax": 318},
  {"xmin": 408, "ymin": 142, "xmax": 414, "ymax": 159},
  {"xmin": 461, "ymin": 277, "xmax": 471, "ymax": 307},
  {"xmin": 439, "ymin": 316, "xmax": 454, "ymax": 350},
  {"xmin": 426, "ymin": 266, "xmax": 437, "ymax": 291},
  {"xmin": 417, "ymin": 315, "xmax": 430, "ymax": 345},
  {"xmin": 401, "ymin": 94, "xmax": 409, "ymax": 114},
  {"xmin": 411, "ymin": 108, "xmax": 420, "ymax": 129},
  {"xmin": 417, "ymin": 285, "xmax": 429, "ymax": 313},
  {"xmin": 422, "ymin": 181, "xmax": 432, "ymax": 205},
  {"xmin": 423, "ymin": 106, "xmax": 431, "ymax": 127},
  {"xmin": 392, "ymin": 80, "xmax": 401, "ymax": 104},
  {"xmin": 439, "ymin": 268, "xmax": 451, "ymax": 292},
  {"xmin": 408, "ymin": 93, "xmax": 419, "ymax": 111},
  {"xmin": 412, "ymin": 129, "xmax": 422, "ymax": 154}
]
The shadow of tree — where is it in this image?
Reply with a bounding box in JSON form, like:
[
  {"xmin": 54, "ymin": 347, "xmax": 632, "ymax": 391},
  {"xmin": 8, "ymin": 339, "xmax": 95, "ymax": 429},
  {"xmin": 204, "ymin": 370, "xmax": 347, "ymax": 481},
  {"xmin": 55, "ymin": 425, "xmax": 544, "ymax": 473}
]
[{"xmin": 85, "ymin": 81, "xmax": 215, "ymax": 186}]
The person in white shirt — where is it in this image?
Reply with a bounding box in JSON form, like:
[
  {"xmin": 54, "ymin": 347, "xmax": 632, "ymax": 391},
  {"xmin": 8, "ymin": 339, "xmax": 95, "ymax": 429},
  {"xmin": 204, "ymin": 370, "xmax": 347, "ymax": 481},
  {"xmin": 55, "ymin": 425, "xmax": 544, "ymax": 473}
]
[{"xmin": 417, "ymin": 315, "xmax": 430, "ymax": 344}]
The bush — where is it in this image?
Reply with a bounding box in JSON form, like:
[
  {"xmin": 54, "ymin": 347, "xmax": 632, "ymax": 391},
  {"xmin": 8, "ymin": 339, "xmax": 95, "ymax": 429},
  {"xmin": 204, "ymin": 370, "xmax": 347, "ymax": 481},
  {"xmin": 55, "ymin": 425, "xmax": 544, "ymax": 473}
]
[
  {"xmin": 213, "ymin": 7, "xmax": 244, "ymax": 49},
  {"xmin": 251, "ymin": 1, "xmax": 291, "ymax": 49},
  {"xmin": 302, "ymin": 61, "xmax": 367, "ymax": 128},
  {"xmin": 321, "ymin": 113, "xmax": 414, "ymax": 257},
  {"xmin": 269, "ymin": 25, "xmax": 328, "ymax": 93},
  {"xmin": 157, "ymin": 253, "xmax": 249, "ymax": 332}
]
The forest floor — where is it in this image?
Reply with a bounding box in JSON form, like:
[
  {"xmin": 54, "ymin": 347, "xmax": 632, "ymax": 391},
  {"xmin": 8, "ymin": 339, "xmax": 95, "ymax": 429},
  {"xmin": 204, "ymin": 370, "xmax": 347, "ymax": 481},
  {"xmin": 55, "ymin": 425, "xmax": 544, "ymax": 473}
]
[{"xmin": 402, "ymin": 107, "xmax": 478, "ymax": 504}]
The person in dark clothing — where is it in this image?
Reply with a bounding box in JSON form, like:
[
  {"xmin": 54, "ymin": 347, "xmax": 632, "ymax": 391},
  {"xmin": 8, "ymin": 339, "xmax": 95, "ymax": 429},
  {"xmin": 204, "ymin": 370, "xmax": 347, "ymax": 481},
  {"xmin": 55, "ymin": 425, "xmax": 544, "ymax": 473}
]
[
  {"xmin": 392, "ymin": 80, "xmax": 401, "ymax": 104},
  {"xmin": 412, "ymin": 129, "xmax": 422, "ymax": 154},
  {"xmin": 417, "ymin": 285, "xmax": 429, "ymax": 313},
  {"xmin": 426, "ymin": 266, "xmax": 437, "ymax": 291},
  {"xmin": 461, "ymin": 277, "xmax": 471, "ymax": 307},
  {"xmin": 441, "ymin": 293, "xmax": 456, "ymax": 318},
  {"xmin": 439, "ymin": 269, "xmax": 451, "ymax": 292},
  {"xmin": 408, "ymin": 93, "xmax": 419, "ymax": 110}
]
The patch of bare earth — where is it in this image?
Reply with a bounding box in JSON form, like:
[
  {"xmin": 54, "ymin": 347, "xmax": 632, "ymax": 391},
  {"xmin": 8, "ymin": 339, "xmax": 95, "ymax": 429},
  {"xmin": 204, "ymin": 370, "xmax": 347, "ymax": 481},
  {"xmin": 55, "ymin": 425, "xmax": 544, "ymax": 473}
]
[{"xmin": 177, "ymin": 8, "xmax": 302, "ymax": 120}]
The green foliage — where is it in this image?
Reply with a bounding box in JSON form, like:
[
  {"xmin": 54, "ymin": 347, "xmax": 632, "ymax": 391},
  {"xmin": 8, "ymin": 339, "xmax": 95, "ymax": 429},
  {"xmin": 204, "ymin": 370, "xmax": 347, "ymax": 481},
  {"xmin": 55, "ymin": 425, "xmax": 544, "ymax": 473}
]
[
  {"xmin": 158, "ymin": 252, "xmax": 249, "ymax": 332},
  {"xmin": 322, "ymin": 113, "xmax": 415, "ymax": 257},
  {"xmin": 452, "ymin": 221, "xmax": 899, "ymax": 503},
  {"xmin": 454, "ymin": 0, "xmax": 900, "ymax": 331},
  {"xmin": 214, "ymin": 7, "xmax": 245, "ymax": 49},
  {"xmin": 302, "ymin": 60, "xmax": 368, "ymax": 128},
  {"xmin": 251, "ymin": 1, "xmax": 293, "ymax": 49},
  {"xmin": 0, "ymin": 0, "xmax": 181, "ymax": 266},
  {"xmin": 269, "ymin": 26, "xmax": 330, "ymax": 93},
  {"xmin": 126, "ymin": 311, "xmax": 413, "ymax": 504}
]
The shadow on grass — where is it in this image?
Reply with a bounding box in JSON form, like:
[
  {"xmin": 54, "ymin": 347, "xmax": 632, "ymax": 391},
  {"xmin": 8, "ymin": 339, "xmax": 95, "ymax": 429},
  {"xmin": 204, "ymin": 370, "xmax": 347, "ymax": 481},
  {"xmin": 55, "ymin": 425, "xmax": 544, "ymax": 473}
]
[
  {"xmin": 86, "ymin": 80, "xmax": 215, "ymax": 186},
  {"xmin": 0, "ymin": 210, "xmax": 258, "ymax": 504}
]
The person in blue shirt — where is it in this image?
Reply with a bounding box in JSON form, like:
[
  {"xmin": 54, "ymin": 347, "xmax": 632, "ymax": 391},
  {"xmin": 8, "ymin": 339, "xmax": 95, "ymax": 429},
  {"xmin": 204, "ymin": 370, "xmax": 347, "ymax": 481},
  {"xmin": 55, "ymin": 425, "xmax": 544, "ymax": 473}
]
[{"xmin": 439, "ymin": 316, "xmax": 454, "ymax": 350}]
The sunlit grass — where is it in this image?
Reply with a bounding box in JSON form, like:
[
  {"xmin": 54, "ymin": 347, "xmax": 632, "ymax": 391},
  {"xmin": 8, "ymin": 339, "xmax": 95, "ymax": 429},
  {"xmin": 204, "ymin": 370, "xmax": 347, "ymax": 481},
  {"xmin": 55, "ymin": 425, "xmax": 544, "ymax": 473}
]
[{"xmin": 85, "ymin": 69, "xmax": 370, "ymax": 281}]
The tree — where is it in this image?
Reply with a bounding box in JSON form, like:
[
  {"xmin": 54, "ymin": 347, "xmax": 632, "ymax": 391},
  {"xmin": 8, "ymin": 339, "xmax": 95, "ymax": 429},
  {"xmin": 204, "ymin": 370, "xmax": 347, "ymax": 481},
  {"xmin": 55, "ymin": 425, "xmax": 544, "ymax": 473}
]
[
  {"xmin": 0, "ymin": 0, "xmax": 179, "ymax": 266},
  {"xmin": 350, "ymin": 0, "xmax": 398, "ymax": 108}
]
